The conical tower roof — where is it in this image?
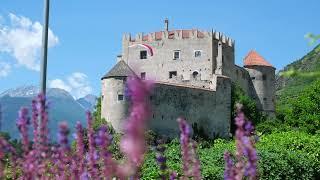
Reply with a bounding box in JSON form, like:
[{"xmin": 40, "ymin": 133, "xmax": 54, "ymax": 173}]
[
  {"xmin": 244, "ymin": 50, "xmax": 274, "ymax": 68},
  {"xmin": 101, "ymin": 60, "xmax": 135, "ymax": 80}
]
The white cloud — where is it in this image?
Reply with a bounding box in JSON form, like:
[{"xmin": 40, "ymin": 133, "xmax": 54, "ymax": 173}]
[
  {"xmin": 0, "ymin": 61, "xmax": 11, "ymax": 77},
  {"xmin": 49, "ymin": 72, "xmax": 93, "ymax": 99},
  {"xmin": 49, "ymin": 79, "xmax": 72, "ymax": 92},
  {"xmin": 0, "ymin": 13, "xmax": 59, "ymax": 71}
]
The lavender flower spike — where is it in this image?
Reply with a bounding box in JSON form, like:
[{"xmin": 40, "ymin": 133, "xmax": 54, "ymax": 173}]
[
  {"xmin": 178, "ymin": 117, "xmax": 191, "ymax": 178},
  {"xmin": 177, "ymin": 117, "xmax": 201, "ymax": 179},
  {"xmin": 75, "ymin": 122, "xmax": 85, "ymax": 174},
  {"xmin": 224, "ymin": 105, "xmax": 258, "ymax": 180},
  {"xmin": 224, "ymin": 152, "xmax": 235, "ymax": 180},
  {"xmin": 86, "ymin": 111, "xmax": 98, "ymax": 178},
  {"xmin": 119, "ymin": 76, "xmax": 153, "ymax": 177},
  {"xmin": 16, "ymin": 107, "xmax": 30, "ymax": 154}
]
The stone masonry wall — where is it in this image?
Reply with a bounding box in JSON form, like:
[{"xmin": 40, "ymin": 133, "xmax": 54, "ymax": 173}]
[
  {"xmin": 233, "ymin": 65, "xmax": 251, "ymax": 95},
  {"xmin": 148, "ymin": 76, "xmax": 231, "ymax": 138},
  {"xmin": 122, "ymin": 30, "xmax": 234, "ymax": 86},
  {"xmin": 245, "ymin": 66, "xmax": 276, "ymax": 115},
  {"xmin": 101, "ymin": 78, "xmax": 129, "ymax": 131}
]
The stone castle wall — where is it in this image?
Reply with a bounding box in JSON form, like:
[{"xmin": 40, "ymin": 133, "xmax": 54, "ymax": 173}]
[
  {"xmin": 101, "ymin": 27, "xmax": 276, "ymax": 138},
  {"xmin": 245, "ymin": 66, "xmax": 276, "ymax": 114},
  {"xmin": 233, "ymin": 65, "xmax": 251, "ymax": 94},
  {"xmin": 149, "ymin": 76, "xmax": 231, "ymax": 138},
  {"xmin": 121, "ymin": 30, "xmax": 234, "ymax": 86},
  {"xmin": 101, "ymin": 77, "xmax": 129, "ymax": 131},
  {"xmin": 101, "ymin": 75, "xmax": 231, "ymax": 138}
]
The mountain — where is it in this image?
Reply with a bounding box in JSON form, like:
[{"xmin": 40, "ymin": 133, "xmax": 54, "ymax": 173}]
[
  {"xmin": 276, "ymin": 44, "xmax": 320, "ymax": 105},
  {"xmin": 0, "ymin": 85, "xmax": 39, "ymax": 98},
  {"xmin": 0, "ymin": 86, "xmax": 89, "ymax": 140},
  {"xmin": 77, "ymin": 94, "xmax": 98, "ymax": 111}
]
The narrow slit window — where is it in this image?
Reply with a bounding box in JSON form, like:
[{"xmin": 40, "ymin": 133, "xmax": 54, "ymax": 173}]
[
  {"xmin": 140, "ymin": 50, "xmax": 147, "ymax": 59},
  {"xmin": 262, "ymin": 74, "xmax": 267, "ymax": 80},
  {"xmin": 118, "ymin": 94, "xmax": 124, "ymax": 101},
  {"xmin": 141, "ymin": 72, "xmax": 146, "ymax": 80},
  {"xmin": 173, "ymin": 50, "xmax": 180, "ymax": 60}
]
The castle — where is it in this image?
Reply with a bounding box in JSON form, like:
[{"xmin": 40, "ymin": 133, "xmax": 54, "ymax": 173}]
[{"xmin": 101, "ymin": 20, "xmax": 275, "ymax": 138}]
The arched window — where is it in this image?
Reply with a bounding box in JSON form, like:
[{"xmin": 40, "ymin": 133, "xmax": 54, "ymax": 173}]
[{"xmin": 192, "ymin": 71, "xmax": 199, "ymax": 78}]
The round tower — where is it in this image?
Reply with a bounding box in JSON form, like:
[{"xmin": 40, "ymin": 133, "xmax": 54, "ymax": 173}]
[
  {"xmin": 101, "ymin": 60, "xmax": 135, "ymax": 132},
  {"xmin": 244, "ymin": 50, "xmax": 276, "ymax": 116}
]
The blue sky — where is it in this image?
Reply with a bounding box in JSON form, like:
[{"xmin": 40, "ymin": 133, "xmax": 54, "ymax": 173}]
[{"xmin": 0, "ymin": 0, "xmax": 319, "ymax": 98}]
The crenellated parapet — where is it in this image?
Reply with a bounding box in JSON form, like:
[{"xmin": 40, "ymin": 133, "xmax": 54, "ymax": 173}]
[{"xmin": 122, "ymin": 29, "xmax": 235, "ymax": 47}]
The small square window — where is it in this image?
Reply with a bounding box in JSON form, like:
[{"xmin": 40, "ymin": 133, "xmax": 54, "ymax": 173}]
[
  {"xmin": 118, "ymin": 94, "xmax": 124, "ymax": 101},
  {"xmin": 251, "ymin": 77, "xmax": 256, "ymax": 80},
  {"xmin": 141, "ymin": 72, "xmax": 146, "ymax": 80},
  {"xmin": 194, "ymin": 50, "xmax": 201, "ymax": 57},
  {"xmin": 169, "ymin": 71, "xmax": 177, "ymax": 78},
  {"xmin": 173, "ymin": 50, "xmax": 180, "ymax": 60},
  {"xmin": 140, "ymin": 50, "xmax": 147, "ymax": 59},
  {"xmin": 263, "ymin": 98, "xmax": 267, "ymax": 101}
]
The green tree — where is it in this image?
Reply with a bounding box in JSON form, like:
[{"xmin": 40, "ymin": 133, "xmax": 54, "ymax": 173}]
[
  {"xmin": 231, "ymin": 83, "xmax": 265, "ymax": 133},
  {"xmin": 92, "ymin": 96, "xmax": 110, "ymax": 130},
  {"xmin": 285, "ymin": 80, "xmax": 320, "ymax": 134}
]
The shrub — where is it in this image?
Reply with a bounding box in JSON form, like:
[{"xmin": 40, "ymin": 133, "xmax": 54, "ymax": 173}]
[
  {"xmin": 142, "ymin": 131, "xmax": 320, "ymax": 179},
  {"xmin": 283, "ymin": 80, "xmax": 320, "ymax": 134}
]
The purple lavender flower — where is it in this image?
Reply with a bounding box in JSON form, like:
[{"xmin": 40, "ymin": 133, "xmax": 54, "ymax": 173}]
[
  {"xmin": 75, "ymin": 122, "xmax": 85, "ymax": 174},
  {"xmin": 224, "ymin": 152, "xmax": 235, "ymax": 180},
  {"xmin": 80, "ymin": 171, "xmax": 89, "ymax": 180},
  {"xmin": 86, "ymin": 111, "xmax": 98, "ymax": 178},
  {"xmin": 31, "ymin": 99, "xmax": 39, "ymax": 149},
  {"xmin": 16, "ymin": 107, "xmax": 30, "ymax": 154},
  {"xmin": 191, "ymin": 141, "xmax": 201, "ymax": 180},
  {"xmin": 94, "ymin": 125, "xmax": 115, "ymax": 178},
  {"xmin": 58, "ymin": 122, "xmax": 70, "ymax": 151},
  {"xmin": 178, "ymin": 117, "xmax": 191, "ymax": 177},
  {"xmin": 169, "ymin": 171, "xmax": 178, "ymax": 180},
  {"xmin": 177, "ymin": 118, "xmax": 201, "ymax": 179},
  {"xmin": 37, "ymin": 94, "xmax": 50, "ymax": 155},
  {"xmin": 224, "ymin": 106, "xmax": 258, "ymax": 180},
  {"xmin": 119, "ymin": 76, "xmax": 153, "ymax": 176},
  {"xmin": 155, "ymin": 139, "xmax": 169, "ymax": 179}
]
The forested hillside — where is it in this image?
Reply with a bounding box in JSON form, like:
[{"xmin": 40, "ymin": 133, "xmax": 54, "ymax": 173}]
[{"xmin": 276, "ymin": 44, "xmax": 320, "ymax": 105}]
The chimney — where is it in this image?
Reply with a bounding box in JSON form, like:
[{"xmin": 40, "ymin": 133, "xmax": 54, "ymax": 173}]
[
  {"xmin": 117, "ymin": 55, "xmax": 123, "ymax": 62},
  {"xmin": 164, "ymin": 18, "xmax": 169, "ymax": 31}
]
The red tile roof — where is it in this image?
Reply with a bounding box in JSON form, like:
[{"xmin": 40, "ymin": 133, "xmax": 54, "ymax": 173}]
[{"xmin": 244, "ymin": 50, "xmax": 274, "ymax": 68}]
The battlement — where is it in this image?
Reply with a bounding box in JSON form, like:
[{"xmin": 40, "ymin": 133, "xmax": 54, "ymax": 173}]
[{"xmin": 122, "ymin": 29, "xmax": 235, "ymax": 47}]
